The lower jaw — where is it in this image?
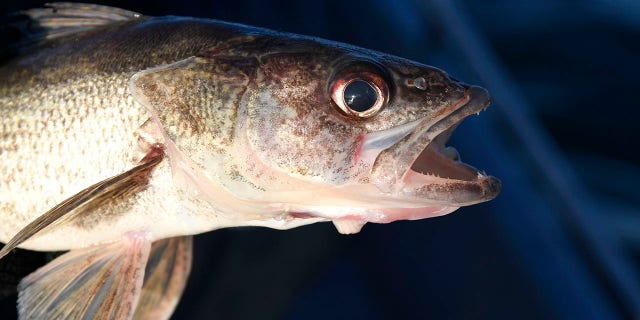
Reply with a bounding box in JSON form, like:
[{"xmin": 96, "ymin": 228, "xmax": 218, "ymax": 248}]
[
  {"xmin": 325, "ymin": 205, "xmax": 460, "ymax": 224},
  {"xmin": 367, "ymin": 206, "xmax": 460, "ymax": 223},
  {"xmin": 330, "ymin": 204, "xmax": 460, "ymax": 234},
  {"xmin": 286, "ymin": 200, "xmax": 459, "ymax": 224}
]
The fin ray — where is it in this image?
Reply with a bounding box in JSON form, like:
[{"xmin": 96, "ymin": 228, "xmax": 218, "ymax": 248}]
[
  {"xmin": 22, "ymin": 3, "xmax": 143, "ymax": 41},
  {"xmin": 133, "ymin": 236, "xmax": 193, "ymax": 320},
  {"xmin": 18, "ymin": 232, "xmax": 152, "ymax": 320},
  {"xmin": 1, "ymin": 2, "xmax": 143, "ymax": 59}
]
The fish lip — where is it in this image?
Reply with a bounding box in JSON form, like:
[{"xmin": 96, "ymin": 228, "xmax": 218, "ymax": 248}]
[{"xmin": 371, "ymin": 85, "xmax": 501, "ymax": 205}]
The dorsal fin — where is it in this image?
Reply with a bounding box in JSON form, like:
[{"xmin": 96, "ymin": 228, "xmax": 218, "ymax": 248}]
[
  {"xmin": 22, "ymin": 2, "xmax": 142, "ymax": 40},
  {"xmin": 22, "ymin": 2, "xmax": 143, "ymax": 41},
  {"xmin": 1, "ymin": 2, "xmax": 143, "ymax": 61}
]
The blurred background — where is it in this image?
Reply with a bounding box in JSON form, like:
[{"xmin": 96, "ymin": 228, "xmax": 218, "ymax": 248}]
[{"xmin": 1, "ymin": 0, "xmax": 639, "ymax": 319}]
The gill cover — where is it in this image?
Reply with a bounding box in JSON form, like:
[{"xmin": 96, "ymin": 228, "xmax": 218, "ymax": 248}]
[{"xmin": 130, "ymin": 52, "xmax": 270, "ymax": 217}]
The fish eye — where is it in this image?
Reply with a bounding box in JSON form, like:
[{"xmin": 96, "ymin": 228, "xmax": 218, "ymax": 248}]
[
  {"xmin": 344, "ymin": 80, "xmax": 378, "ymax": 112},
  {"xmin": 329, "ymin": 60, "xmax": 390, "ymax": 118}
]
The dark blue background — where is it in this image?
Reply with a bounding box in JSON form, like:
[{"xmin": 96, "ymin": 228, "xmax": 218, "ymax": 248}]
[{"xmin": 1, "ymin": 1, "xmax": 639, "ymax": 319}]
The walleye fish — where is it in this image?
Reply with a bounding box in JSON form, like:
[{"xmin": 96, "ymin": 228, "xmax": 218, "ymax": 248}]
[{"xmin": 0, "ymin": 3, "xmax": 501, "ymax": 319}]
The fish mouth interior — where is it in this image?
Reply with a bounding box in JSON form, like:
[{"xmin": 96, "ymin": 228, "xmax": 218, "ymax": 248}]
[
  {"xmin": 365, "ymin": 85, "xmax": 499, "ymax": 204},
  {"xmin": 408, "ymin": 123, "xmax": 481, "ymax": 181},
  {"xmin": 402, "ymin": 85, "xmax": 491, "ymax": 183}
]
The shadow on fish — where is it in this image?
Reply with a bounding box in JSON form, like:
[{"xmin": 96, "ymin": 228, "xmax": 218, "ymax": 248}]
[{"xmin": 0, "ymin": 3, "xmax": 501, "ymax": 319}]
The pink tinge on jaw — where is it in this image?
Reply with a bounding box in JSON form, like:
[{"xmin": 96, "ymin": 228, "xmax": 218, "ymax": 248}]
[
  {"xmin": 312, "ymin": 206, "xmax": 458, "ymax": 224},
  {"xmin": 373, "ymin": 206, "xmax": 459, "ymax": 223},
  {"xmin": 331, "ymin": 206, "xmax": 457, "ymax": 234},
  {"xmin": 402, "ymin": 168, "xmax": 456, "ymax": 193},
  {"xmin": 408, "ymin": 144, "xmax": 479, "ymax": 181},
  {"xmin": 289, "ymin": 212, "xmax": 317, "ymax": 219},
  {"xmin": 289, "ymin": 205, "xmax": 457, "ymax": 224}
]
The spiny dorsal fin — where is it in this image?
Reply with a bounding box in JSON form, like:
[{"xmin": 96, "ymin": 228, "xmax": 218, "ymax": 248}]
[
  {"xmin": 1, "ymin": 3, "xmax": 144, "ymax": 61},
  {"xmin": 0, "ymin": 144, "xmax": 164, "ymax": 260},
  {"xmin": 22, "ymin": 2, "xmax": 143, "ymax": 41}
]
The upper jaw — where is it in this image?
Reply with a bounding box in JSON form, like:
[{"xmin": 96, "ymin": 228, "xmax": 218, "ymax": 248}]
[{"xmin": 369, "ymin": 85, "xmax": 501, "ymax": 206}]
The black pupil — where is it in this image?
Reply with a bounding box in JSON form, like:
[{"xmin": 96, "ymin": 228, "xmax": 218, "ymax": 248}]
[{"xmin": 344, "ymin": 80, "xmax": 378, "ymax": 112}]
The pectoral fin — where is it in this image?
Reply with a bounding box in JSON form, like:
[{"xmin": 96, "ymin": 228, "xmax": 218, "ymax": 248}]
[
  {"xmin": 18, "ymin": 232, "xmax": 152, "ymax": 320},
  {"xmin": 0, "ymin": 146, "xmax": 163, "ymax": 260},
  {"xmin": 133, "ymin": 236, "xmax": 193, "ymax": 320}
]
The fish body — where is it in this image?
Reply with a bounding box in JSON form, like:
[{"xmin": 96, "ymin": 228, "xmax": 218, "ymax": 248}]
[
  {"xmin": 0, "ymin": 11, "xmax": 320, "ymax": 251},
  {"xmin": 0, "ymin": 3, "xmax": 500, "ymax": 319}
]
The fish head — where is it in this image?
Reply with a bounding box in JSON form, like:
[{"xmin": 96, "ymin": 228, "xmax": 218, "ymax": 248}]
[
  {"xmin": 131, "ymin": 32, "xmax": 501, "ymax": 234},
  {"xmin": 232, "ymin": 37, "xmax": 501, "ymax": 232}
]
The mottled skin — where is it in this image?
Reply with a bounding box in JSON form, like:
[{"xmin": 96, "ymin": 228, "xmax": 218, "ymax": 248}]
[
  {"xmin": 1, "ymin": 13, "xmax": 499, "ymax": 251},
  {"xmin": 0, "ymin": 17, "xmax": 277, "ymax": 250}
]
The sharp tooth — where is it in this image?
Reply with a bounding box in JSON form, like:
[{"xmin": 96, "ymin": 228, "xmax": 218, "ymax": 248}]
[{"xmin": 332, "ymin": 220, "xmax": 366, "ymax": 234}]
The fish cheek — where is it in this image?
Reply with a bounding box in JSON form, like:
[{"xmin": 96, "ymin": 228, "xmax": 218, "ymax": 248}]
[{"xmin": 243, "ymin": 84, "xmax": 363, "ymax": 186}]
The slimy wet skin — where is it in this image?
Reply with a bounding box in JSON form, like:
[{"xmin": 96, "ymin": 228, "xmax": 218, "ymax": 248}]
[{"xmin": 0, "ymin": 3, "xmax": 501, "ymax": 319}]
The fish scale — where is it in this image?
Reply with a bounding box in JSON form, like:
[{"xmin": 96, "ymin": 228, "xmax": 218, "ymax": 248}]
[
  {"xmin": 0, "ymin": 3, "xmax": 499, "ymax": 319},
  {"xmin": 0, "ymin": 75, "xmax": 151, "ymax": 247}
]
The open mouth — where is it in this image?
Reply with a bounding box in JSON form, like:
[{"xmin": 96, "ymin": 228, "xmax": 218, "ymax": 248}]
[
  {"xmin": 408, "ymin": 122, "xmax": 480, "ymax": 181},
  {"xmin": 365, "ymin": 85, "xmax": 501, "ymax": 205},
  {"xmin": 401, "ymin": 85, "xmax": 501, "ymax": 203}
]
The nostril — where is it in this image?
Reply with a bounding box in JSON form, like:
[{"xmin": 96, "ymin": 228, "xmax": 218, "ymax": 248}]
[{"xmin": 405, "ymin": 77, "xmax": 428, "ymax": 90}]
